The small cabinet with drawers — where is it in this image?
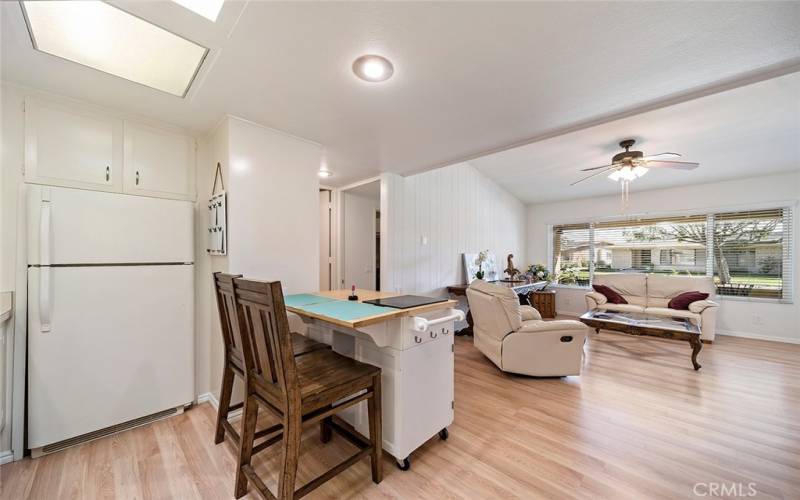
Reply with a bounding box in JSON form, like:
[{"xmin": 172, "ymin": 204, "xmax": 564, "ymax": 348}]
[{"xmin": 529, "ymin": 290, "xmax": 556, "ymax": 318}]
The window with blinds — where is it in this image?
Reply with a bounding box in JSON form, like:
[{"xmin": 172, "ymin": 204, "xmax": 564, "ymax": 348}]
[
  {"xmin": 551, "ymin": 223, "xmax": 591, "ymax": 286},
  {"xmin": 712, "ymin": 209, "xmax": 791, "ymax": 300},
  {"xmin": 593, "ymin": 215, "xmax": 708, "ymax": 279},
  {"xmin": 550, "ymin": 207, "xmax": 793, "ymax": 301}
]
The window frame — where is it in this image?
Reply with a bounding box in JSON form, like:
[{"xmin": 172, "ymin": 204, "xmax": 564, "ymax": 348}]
[{"xmin": 547, "ymin": 205, "xmax": 794, "ymax": 303}]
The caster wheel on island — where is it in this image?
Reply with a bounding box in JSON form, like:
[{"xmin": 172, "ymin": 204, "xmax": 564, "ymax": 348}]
[
  {"xmin": 396, "ymin": 458, "xmax": 410, "ymax": 471},
  {"xmin": 439, "ymin": 428, "xmax": 449, "ymax": 440}
]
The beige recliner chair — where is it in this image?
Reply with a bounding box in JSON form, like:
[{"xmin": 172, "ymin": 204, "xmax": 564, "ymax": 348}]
[{"xmin": 466, "ymin": 280, "xmax": 588, "ymax": 376}]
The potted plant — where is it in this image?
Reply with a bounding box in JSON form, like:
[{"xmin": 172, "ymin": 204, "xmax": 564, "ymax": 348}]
[{"xmin": 474, "ymin": 250, "xmax": 489, "ymax": 280}]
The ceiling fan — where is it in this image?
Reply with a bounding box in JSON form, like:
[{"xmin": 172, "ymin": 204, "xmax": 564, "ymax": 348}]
[{"xmin": 571, "ymin": 139, "xmax": 699, "ymax": 186}]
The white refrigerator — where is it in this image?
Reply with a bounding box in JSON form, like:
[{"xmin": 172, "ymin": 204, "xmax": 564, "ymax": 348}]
[{"xmin": 26, "ymin": 185, "xmax": 194, "ymax": 455}]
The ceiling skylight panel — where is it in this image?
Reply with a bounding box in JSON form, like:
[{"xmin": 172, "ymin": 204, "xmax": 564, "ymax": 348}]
[{"xmin": 22, "ymin": 1, "xmax": 209, "ymax": 97}]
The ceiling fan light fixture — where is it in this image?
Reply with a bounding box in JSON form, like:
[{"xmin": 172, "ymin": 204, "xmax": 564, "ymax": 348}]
[{"xmin": 608, "ymin": 164, "xmax": 649, "ymax": 183}]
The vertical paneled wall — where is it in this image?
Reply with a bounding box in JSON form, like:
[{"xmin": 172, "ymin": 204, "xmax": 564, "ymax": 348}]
[{"xmin": 382, "ymin": 162, "xmax": 525, "ymax": 296}]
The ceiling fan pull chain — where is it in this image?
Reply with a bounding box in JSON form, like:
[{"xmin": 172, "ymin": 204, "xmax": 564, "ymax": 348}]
[{"xmin": 621, "ymin": 179, "xmax": 631, "ymax": 212}]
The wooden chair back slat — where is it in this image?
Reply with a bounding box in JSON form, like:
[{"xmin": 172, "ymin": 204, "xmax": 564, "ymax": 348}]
[
  {"xmin": 233, "ymin": 278, "xmax": 300, "ymax": 408},
  {"xmin": 213, "ymin": 273, "xmax": 249, "ymax": 370}
]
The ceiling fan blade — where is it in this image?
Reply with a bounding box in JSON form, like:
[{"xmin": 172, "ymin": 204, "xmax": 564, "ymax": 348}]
[
  {"xmin": 642, "ymin": 152, "xmax": 681, "ymax": 161},
  {"xmin": 647, "ymin": 160, "xmax": 699, "ymax": 170},
  {"xmin": 571, "ymin": 166, "xmax": 617, "ymax": 186},
  {"xmin": 580, "ymin": 163, "xmax": 615, "ymax": 172}
]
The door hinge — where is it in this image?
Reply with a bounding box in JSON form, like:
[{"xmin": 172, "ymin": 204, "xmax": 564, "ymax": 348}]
[
  {"xmin": 451, "ymin": 401, "xmax": 455, "ymax": 409},
  {"xmin": 451, "ymin": 344, "xmax": 454, "ymax": 352}
]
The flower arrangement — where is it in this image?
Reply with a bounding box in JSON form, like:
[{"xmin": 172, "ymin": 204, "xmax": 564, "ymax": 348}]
[
  {"xmin": 527, "ymin": 263, "xmax": 553, "ymax": 289},
  {"xmin": 474, "ymin": 250, "xmax": 489, "ymax": 279},
  {"xmin": 527, "ymin": 263, "xmax": 550, "ymax": 281}
]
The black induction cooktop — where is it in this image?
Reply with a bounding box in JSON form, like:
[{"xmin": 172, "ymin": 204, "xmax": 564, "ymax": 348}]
[{"xmin": 362, "ymin": 295, "xmax": 448, "ymax": 309}]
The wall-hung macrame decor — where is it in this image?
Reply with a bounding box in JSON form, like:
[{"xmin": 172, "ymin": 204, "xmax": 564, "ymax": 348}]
[{"xmin": 207, "ymin": 162, "xmax": 227, "ymax": 255}]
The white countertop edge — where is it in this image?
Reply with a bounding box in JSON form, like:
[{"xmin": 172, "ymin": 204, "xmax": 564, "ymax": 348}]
[{"xmin": 0, "ymin": 291, "xmax": 12, "ymax": 324}]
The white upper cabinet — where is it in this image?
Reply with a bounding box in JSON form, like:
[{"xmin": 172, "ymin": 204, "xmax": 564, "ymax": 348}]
[
  {"xmin": 24, "ymin": 97, "xmax": 196, "ymax": 201},
  {"xmin": 24, "ymin": 98, "xmax": 123, "ymax": 192},
  {"xmin": 123, "ymin": 122, "xmax": 196, "ymax": 201}
]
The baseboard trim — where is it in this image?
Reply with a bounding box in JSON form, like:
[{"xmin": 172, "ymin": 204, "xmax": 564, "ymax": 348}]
[
  {"xmin": 195, "ymin": 392, "xmax": 243, "ymax": 420},
  {"xmin": 196, "ymin": 392, "xmax": 219, "ymax": 409},
  {"xmin": 716, "ymin": 329, "xmax": 800, "ymax": 345},
  {"xmin": 0, "ymin": 450, "xmax": 13, "ymax": 465}
]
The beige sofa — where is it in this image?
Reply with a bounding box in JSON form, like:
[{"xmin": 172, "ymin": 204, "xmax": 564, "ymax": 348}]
[
  {"xmin": 585, "ymin": 273, "xmax": 719, "ymax": 342},
  {"xmin": 466, "ymin": 280, "xmax": 588, "ymax": 376}
]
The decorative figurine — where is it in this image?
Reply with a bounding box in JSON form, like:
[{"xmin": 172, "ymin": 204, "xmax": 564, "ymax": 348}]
[
  {"xmin": 348, "ymin": 284, "xmax": 359, "ymax": 301},
  {"xmin": 504, "ymin": 254, "xmax": 521, "ymax": 281}
]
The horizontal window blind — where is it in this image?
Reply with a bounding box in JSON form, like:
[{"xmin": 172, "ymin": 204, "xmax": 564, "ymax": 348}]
[
  {"xmin": 593, "ymin": 217, "xmax": 708, "ymax": 279},
  {"xmin": 712, "ymin": 208, "xmax": 790, "ymax": 300},
  {"xmin": 552, "ymin": 224, "xmax": 591, "ymax": 286},
  {"xmin": 550, "ymin": 207, "xmax": 793, "ymax": 300}
]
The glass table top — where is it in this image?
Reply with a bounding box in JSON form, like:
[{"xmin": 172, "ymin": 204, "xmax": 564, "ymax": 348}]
[{"xmin": 581, "ymin": 310, "xmax": 701, "ymax": 334}]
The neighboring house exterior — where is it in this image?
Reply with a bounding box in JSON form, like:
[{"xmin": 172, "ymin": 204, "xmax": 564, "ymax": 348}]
[
  {"xmin": 558, "ymin": 240, "xmax": 782, "ymax": 275},
  {"xmin": 601, "ymin": 241, "xmax": 706, "ymax": 274}
]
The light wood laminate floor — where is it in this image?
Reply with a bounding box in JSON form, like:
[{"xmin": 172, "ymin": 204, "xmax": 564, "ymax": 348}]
[{"xmin": 2, "ymin": 330, "xmax": 799, "ymax": 499}]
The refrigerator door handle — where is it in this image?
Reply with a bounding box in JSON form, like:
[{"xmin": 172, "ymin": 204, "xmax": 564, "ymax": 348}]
[{"xmin": 40, "ymin": 197, "xmax": 52, "ymax": 332}]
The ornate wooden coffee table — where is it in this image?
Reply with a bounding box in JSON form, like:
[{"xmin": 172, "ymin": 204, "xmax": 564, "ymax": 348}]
[{"xmin": 580, "ymin": 310, "xmax": 703, "ymax": 370}]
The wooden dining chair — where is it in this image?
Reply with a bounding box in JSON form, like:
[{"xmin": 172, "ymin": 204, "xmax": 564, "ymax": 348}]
[
  {"xmin": 212, "ymin": 272, "xmax": 328, "ymax": 447},
  {"xmin": 232, "ymin": 277, "xmax": 383, "ymax": 499}
]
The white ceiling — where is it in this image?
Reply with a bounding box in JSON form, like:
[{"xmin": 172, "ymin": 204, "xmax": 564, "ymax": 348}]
[
  {"xmin": 2, "ymin": 1, "xmax": 800, "ymax": 187},
  {"xmin": 472, "ymin": 71, "xmax": 800, "ymax": 203}
]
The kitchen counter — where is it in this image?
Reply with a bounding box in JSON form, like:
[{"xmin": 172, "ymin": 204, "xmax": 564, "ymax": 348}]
[{"xmin": 0, "ymin": 292, "xmax": 12, "ymax": 323}]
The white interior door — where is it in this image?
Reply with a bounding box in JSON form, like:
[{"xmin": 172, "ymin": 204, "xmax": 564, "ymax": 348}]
[
  {"xmin": 27, "ymin": 265, "xmax": 194, "ymax": 449},
  {"xmin": 320, "ymin": 190, "xmax": 331, "ymax": 290},
  {"xmin": 27, "ymin": 185, "xmax": 193, "ymax": 265}
]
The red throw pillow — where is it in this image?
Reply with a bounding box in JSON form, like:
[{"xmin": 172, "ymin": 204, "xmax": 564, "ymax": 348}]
[
  {"xmin": 668, "ymin": 291, "xmax": 709, "ymax": 310},
  {"xmin": 592, "ymin": 284, "xmax": 627, "ymax": 304}
]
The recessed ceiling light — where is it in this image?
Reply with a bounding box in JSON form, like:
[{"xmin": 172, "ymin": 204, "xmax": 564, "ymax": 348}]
[
  {"xmin": 21, "ymin": 1, "xmax": 209, "ymax": 97},
  {"xmin": 171, "ymin": 0, "xmax": 225, "ymax": 22},
  {"xmin": 318, "ymin": 170, "xmax": 333, "ymax": 178},
  {"xmin": 352, "ymin": 55, "xmax": 394, "ymax": 83}
]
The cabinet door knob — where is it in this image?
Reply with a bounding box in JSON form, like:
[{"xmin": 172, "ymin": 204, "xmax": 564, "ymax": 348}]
[
  {"xmin": 135, "ymin": 170, "xmax": 140, "ymax": 185},
  {"xmin": 105, "ymin": 166, "xmax": 110, "ymax": 182}
]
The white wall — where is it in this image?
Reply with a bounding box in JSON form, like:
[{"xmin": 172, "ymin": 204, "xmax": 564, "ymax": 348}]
[
  {"xmin": 194, "ymin": 118, "xmax": 229, "ymax": 401},
  {"xmin": 343, "ymin": 191, "xmax": 379, "ymax": 290},
  {"xmin": 382, "ymin": 162, "xmax": 526, "ymax": 297},
  {"xmin": 526, "ymin": 171, "xmax": 800, "ymax": 343},
  {"xmin": 194, "ymin": 116, "xmax": 321, "ymax": 400}
]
